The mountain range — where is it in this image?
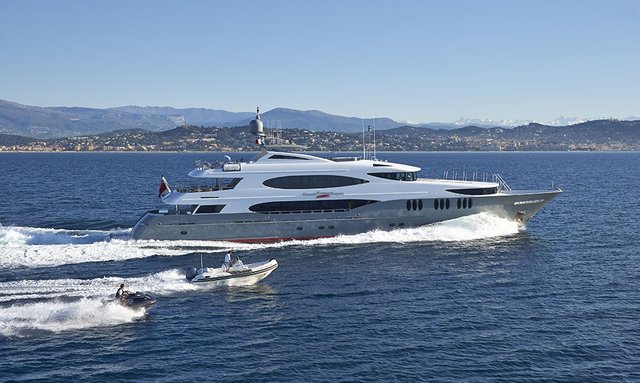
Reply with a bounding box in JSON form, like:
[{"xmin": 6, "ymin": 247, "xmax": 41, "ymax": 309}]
[{"xmin": 1, "ymin": 99, "xmax": 638, "ymax": 139}]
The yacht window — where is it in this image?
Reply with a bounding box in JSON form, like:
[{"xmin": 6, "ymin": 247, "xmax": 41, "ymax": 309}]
[
  {"xmin": 249, "ymin": 199, "xmax": 378, "ymax": 213},
  {"xmin": 446, "ymin": 187, "xmax": 497, "ymax": 195},
  {"xmin": 368, "ymin": 172, "xmax": 418, "ymax": 181},
  {"xmin": 212, "ymin": 178, "xmax": 243, "ymax": 190},
  {"xmin": 268, "ymin": 154, "xmax": 309, "ymax": 160},
  {"xmin": 194, "ymin": 205, "xmax": 225, "ymax": 214},
  {"xmin": 263, "ymin": 175, "xmax": 368, "ymax": 189}
]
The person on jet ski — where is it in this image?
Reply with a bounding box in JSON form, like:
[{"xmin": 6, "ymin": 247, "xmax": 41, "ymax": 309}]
[{"xmin": 115, "ymin": 283, "xmax": 129, "ymax": 302}]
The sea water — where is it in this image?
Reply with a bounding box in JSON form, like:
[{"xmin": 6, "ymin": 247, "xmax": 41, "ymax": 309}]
[{"xmin": 0, "ymin": 152, "xmax": 638, "ymax": 382}]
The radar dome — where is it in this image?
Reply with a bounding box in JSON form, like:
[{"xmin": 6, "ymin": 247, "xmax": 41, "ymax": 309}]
[{"xmin": 249, "ymin": 107, "xmax": 264, "ymax": 136}]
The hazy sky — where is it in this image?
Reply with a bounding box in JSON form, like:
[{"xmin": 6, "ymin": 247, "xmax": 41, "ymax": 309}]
[{"xmin": 1, "ymin": 0, "xmax": 638, "ymax": 122}]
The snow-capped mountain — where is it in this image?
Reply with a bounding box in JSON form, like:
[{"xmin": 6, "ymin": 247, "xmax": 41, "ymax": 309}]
[{"xmin": 451, "ymin": 116, "xmax": 592, "ymax": 128}]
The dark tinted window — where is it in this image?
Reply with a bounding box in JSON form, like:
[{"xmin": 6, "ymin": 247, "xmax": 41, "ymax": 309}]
[
  {"xmin": 446, "ymin": 187, "xmax": 497, "ymax": 195},
  {"xmin": 249, "ymin": 199, "xmax": 378, "ymax": 213},
  {"xmin": 368, "ymin": 172, "xmax": 418, "ymax": 181},
  {"xmin": 195, "ymin": 205, "xmax": 225, "ymax": 214},
  {"xmin": 268, "ymin": 154, "xmax": 309, "ymax": 160},
  {"xmin": 263, "ymin": 175, "xmax": 368, "ymax": 189}
]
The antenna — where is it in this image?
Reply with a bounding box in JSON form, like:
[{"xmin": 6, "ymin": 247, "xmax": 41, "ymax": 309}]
[
  {"xmin": 200, "ymin": 254, "xmax": 204, "ymax": 270},
  {"xmin": 362, "ymin": 112, "xmax": 366, "ymax": 159},
  {"xmin": 372, "ymin": 118, "xmax": 377, "ymax": 160}
]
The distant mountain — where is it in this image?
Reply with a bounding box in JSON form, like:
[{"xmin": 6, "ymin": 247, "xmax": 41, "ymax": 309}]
[
  {"xmin": 446, "ymin": 116, "xmax": 590, "ymax": 128},
  {"xmin": 240, "ymin": 108, "xmax": 403, "ymax": 133},
  {"xmin": 0, "ymin": 100, "xmax": 405, "ymax": 138},
  {"xmin": 0, "ymin": 133, "xmax": 34, "ymax": 146},
  {"xmin": 109, "ymin": 106, "xmax": 254, "ymax": 126},
  {"xmin": 2, "ymin": 98, "xmax": 637, "ymax": 140},
  {"xmin": 0, "ymin": 100, "xmax": 178, "ymax": 138}
]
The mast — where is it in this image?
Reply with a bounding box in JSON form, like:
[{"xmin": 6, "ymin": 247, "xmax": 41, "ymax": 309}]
[{"xmin": 250, "ymin": 107, "xmax": 266, "ymax": 147}]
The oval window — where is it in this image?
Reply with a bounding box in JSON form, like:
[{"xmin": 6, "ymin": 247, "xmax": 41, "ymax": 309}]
[
  {"xmin": 446, "ymin": 199, "xmax": 450, "ymax": 209},
  {"xmin": 412, "ymin": 200, "xmax": 417, "ymax": 211},
  {"xmin": 418, "ymin": 200, "xmax": 423, "ymax": 210},
  {"xmin": 463, "ymin": 198, "xmax": 467, "ymax": 209},
  {"xmin": 406, "ymin": 200, "xmax": 412, "ymax": 211},
  {"xmin": 457, "ymin": 198, "xmax": 462, "ymax": 209},
  {"xmin": 440, "ymin": 199, "xmax": 445, "ymax": 210},
  {"xmin": 434, "ymin": 199, "xmax": 439, "ymax": 210},
  {"xmin": 469, "ymin": 198, "xmax": 473, "ymax": 208}
]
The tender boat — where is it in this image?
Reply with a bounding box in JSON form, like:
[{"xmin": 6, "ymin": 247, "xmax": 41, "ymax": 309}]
[
  {"xmin": 131, "ymin": 108, "xmax": 561, "ymax": 242},
  {"xmin": 185, "ymin": 257, "xmax": 278, "ymax": 286}
]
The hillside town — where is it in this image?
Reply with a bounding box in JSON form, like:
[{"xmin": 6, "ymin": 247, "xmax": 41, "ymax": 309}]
[{"xmin": 1, "ymin": 119, "xmax": 639, "ymax": 152}]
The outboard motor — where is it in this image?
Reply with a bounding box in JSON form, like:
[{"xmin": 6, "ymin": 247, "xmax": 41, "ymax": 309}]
[{"xmin": 185, "ymin": 267, "xmax": 198, "ymax": 281}]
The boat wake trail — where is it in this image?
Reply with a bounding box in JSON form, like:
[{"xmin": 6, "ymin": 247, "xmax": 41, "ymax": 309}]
[
  {"xmin": 0, "ymin": 214, "xmax": 520, "ymax": 269},
  {"xmin": 0, "ymin": 269, "xmax": 196, "ymax": 338},
  {"xmin": 232, "ymin": 213, "xmax": 522, "ymax": 250},
  {"xmin": 0, "ymin": 225, "xmax": 195, "ymax": 269},
  {"xmin": 0, "ymin": 298, "xmax": 146, "ymax": 337}
]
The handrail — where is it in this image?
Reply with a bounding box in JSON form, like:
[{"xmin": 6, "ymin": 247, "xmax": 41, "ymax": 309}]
[{"xmin": 493, "ymin": 173, "xmax": 512, "ymax": 192}]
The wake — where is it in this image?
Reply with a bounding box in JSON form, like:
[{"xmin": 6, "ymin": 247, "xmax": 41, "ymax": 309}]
[
  {"xmin": 0, "ymin": 268, "xmax": 197, "ymax": 338},
  {"xmin": 0, "ymin": 213, "xmax": 521, "ymax": 268}
]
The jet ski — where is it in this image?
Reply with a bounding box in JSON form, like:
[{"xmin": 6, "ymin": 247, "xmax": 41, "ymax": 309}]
[
  {"xmin": 118, "ymin": 291, "xmax": 156, "ymax": 309},
  {"xmin": 185, "ymin": 256, "xmax": 278, "ymax": 286}
]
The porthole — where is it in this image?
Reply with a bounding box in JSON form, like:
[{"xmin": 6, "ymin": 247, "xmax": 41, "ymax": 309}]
[
  {"xmin": 434, "ymin": 200, "xmax": 439, "ymax": 210},
  {"xmin": 463, "ymin": 198, "xmax": 467, "ymax": 209},
  {"xmin": 319, "ymin": 226, "xmax": 325, "ymax": 230},
  {"xmin": 407, "ymin": 200, "xmax": 412, "ymax": 211},
  {"xmin": 457, "ymin": 198, "xmax": 462, "ymax": 209},
  {"xmin": 180, "ymin": 231, "xmax": 187, "ymax": 235},
  {"xmin": 440, "ymin": 199, "xmax": 445, "ymax": 210},
  {"xmin": 418, "ymin": 200, "xmax": 423, "ymax": 210},
  {"xmin": 399, "ymin": 223, "xmax": 405, "ymax": 227},
  {"xmin": 296, "ymin": 227, "xmax": 303, "ymax": 230},
  {"xmin": 446, "ymin": 199, "xmax": 450, "ymax": 209},
  {"xmin": 412, "ymin": 200, "xmax": 417, "ymax": 211},
  {"xmin": 469, "ymin": 198, "xmax": 473, "ymax": 208},
  {"xmin": 328, "ymin": 226, "xmax": 335, "ymax": 229},
  {"xmin": 389, "ymin": 223, "xmax": 396, "ymax": 227}
]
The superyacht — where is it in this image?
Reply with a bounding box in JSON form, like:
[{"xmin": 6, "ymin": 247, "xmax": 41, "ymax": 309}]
[{"xmin": 131, "ymin": 109, "xmax": 561, "ymax": 242}]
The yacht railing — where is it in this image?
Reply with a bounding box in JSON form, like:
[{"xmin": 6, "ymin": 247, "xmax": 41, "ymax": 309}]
[
  {"xmin": 492, "ymin": 173, "xmax": 512, "ymax": 192},
  {"xmin": 441, "ymin": 171, "xmax": 492, "ymax": 182},
  {"xmin": 438, "ymin": 171, "xmax": 513, "ymax": 193}
]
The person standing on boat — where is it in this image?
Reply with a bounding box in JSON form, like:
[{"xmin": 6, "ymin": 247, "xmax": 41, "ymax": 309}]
[{"xmin": 224, "ymin": 252, "xmax": 232, "ymax": 271}]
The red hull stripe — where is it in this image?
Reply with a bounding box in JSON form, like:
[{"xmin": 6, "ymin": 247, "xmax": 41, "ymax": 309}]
[{"xmin": 227, "ymin": 235, "xmax": 333, "ymax": 243}]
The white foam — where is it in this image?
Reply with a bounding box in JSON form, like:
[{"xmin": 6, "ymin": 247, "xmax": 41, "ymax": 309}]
[
  {"xmin": 277, "ymin": 212, "xmax": 521, "ymax": 247},
  {"xmin": 0, "ymin": 269, "xmax": 202, "ymax": 337},
  {"xmin": 0, "ymin": 298, "xmax": 146, "ymax": 337},
  {"xmin": 0, "ymin": 214, "xmax": 520, "ymax": 268}
]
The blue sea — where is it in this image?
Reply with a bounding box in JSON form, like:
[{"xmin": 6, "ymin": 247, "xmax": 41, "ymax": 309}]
[{"xmin": 0, "ymin": 151, "xmax": 639, "ymax": 382}]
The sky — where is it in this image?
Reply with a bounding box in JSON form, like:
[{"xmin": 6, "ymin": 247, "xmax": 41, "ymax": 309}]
[{"xmin": 1, "ymin": 0, "xmax": 639, "ymax": 123}]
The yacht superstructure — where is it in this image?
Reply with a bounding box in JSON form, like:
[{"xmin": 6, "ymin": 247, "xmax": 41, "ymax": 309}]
[{"xmin": 131, "ymin": 110, "xmax": 561, "ymax": 242}]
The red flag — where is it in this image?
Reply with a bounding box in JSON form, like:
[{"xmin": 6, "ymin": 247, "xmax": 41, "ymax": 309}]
[{"xmin": 158, "ymin": 176, "xmax": 171, "ymax": 197}]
